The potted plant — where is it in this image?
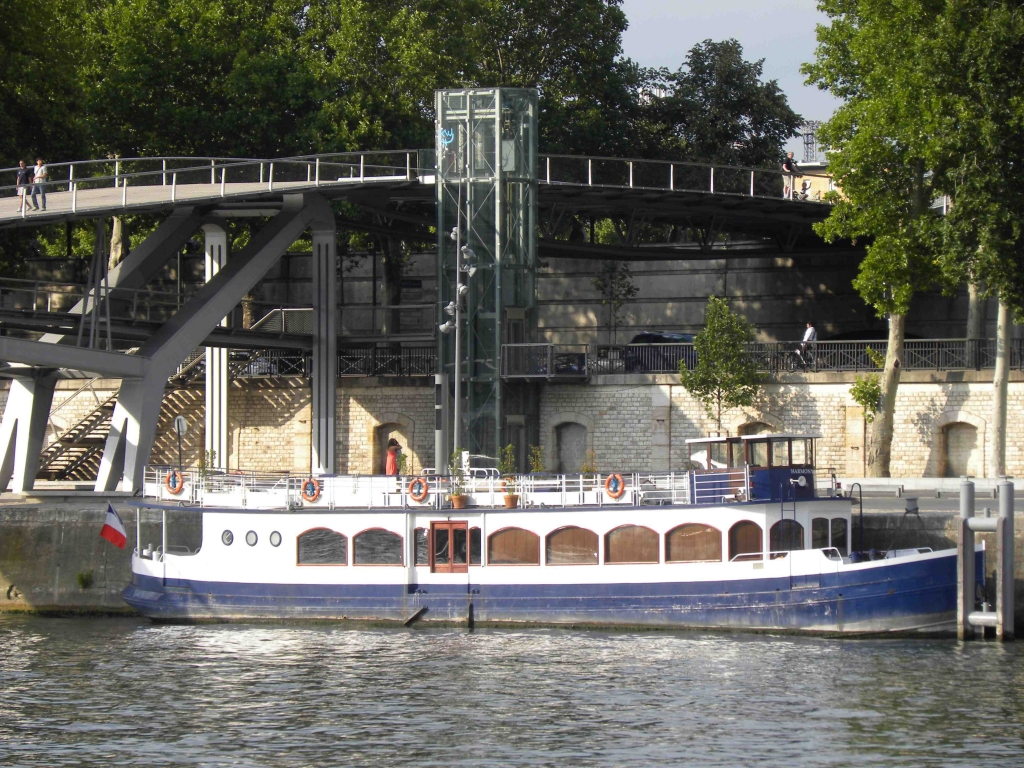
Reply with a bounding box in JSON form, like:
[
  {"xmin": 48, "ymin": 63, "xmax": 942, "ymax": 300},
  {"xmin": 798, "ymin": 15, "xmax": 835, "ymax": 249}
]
[
  {"xmin": 448, "ymin": 449, "xmax": 468, "ymax": 509},
  {"xmin": 580, "ymin": 449, "xmax": 598, "ymax": 491},
  {"xmin": 497, "ymin": 444, "xmax": 519, "ymax": 508}
]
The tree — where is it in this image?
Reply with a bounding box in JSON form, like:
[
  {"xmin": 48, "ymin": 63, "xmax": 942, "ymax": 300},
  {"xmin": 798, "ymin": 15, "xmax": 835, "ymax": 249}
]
[
  {"xmin": 591, "ymin": 261, "xmax": 637, "ymax": 344},
  {"xmin": 803, "ymin": 1, "xmax": 944, "ymax": 476},
  {"xmin": 643, "ymin": 39, "xmax": 803, "ymax": 166},
  {"xmin": 680, "ymin": 296, "xmax": 763, "ymax": 435},
  {"xmin": 927, "ymin": 2, "xmax": 1024, "ymax": 476}
]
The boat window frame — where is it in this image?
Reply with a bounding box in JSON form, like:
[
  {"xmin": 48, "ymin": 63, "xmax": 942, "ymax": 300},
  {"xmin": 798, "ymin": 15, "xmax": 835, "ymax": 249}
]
[
  {"xmin": 352, "ymin": 526, "xmax": 404, "ymax": 566},
  {"xmin": 430, "ymin": 520, "xmax": 469, "ymax": 573}
]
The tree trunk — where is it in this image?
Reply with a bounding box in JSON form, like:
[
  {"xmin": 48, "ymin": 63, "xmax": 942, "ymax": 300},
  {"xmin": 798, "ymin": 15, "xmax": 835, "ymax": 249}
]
[
  {"xmin": 865, "ymin": 313, "xmax": 904, "ymax": 477},
  {"xmin": 990, "ymin": 296, "xmax": 1013, "ymax": 477},
  {"xmin": 966, "ymin": 280, "xmax": 986, "ymax": 340},
  {"xmin": 108, "ymin": 216, "xmax": 126, "ymax": 270}
]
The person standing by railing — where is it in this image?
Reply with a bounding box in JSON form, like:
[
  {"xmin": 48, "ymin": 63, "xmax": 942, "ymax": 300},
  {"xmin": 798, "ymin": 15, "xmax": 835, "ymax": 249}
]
[
  {"xmin": 30, "ymin": 157, "xmax": 47, "ymax": 211},
  {"xmin": 385, "ymin": 438, "xmax": 402, "ymax": 475},
  {"xmin": 781, "ymin": 152, "xmax": 800, "ymax": 199},
  {"xmin": 15, "ymin": 161, "xmax": 33, "ymax": 210}
]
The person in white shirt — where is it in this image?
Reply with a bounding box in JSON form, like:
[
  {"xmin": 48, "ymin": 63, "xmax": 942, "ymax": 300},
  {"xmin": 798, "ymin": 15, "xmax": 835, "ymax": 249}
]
[
  {"xmin": 30, "ymin": 158, "xmax": 47, "ymax": 211},
  {"xmin": 797, "ymin": 322, "xmax": 817, "ymax": 367}
]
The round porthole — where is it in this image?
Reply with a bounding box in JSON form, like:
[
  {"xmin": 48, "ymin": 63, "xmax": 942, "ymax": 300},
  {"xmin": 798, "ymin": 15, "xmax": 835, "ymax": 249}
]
[
  {"xmin": 221, "ymin": 530, "xmax": 234, "ymax": 546},
  {"xmin": 245, "ymin": 530, "xmax": 258, "ymax": 547},
  {"xmin": 269, "ymin": 531, "xmax": 282, "ymax": 548}
]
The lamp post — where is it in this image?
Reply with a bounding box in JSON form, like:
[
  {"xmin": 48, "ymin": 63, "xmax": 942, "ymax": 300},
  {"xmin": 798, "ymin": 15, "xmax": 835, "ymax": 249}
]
[{"xmin": 439, "ymin": 230, "xmax": 476, "ymax": 458}]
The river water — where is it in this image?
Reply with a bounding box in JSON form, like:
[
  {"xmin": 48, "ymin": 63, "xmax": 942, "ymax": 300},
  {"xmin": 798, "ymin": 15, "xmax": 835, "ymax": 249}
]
[{"xmin": 1, "ymin": 617, "xmax": 1022, "ymax": 767}]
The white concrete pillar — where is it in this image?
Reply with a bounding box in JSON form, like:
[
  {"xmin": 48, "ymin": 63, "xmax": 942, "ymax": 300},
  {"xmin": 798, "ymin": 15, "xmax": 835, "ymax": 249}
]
[
  {"xmin": 310, "ymin": 227, "xmax": 337, "ymax": 474},
  {"xmin": 203, "ymin": 224, "xmax": 229, "ymax": 469},
  {"xmin": 0, "ymin": 374, "xmax": 57, "ymax": 492}
]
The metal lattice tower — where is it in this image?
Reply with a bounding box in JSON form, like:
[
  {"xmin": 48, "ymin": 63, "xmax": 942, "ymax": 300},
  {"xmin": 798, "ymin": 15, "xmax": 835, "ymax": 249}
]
[
  {"xmin": 802, "ymin": 121, "xmax": 822, "ymax": 163},
  {"xmin": 436, "ymin": 88, "xmax": 538, "ymax": 463}
]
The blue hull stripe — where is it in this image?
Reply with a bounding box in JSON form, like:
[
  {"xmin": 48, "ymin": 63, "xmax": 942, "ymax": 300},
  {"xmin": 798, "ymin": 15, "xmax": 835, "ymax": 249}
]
[{"xmin": 123, "ymin": 553, "xmax": 974, "ymax": 633}]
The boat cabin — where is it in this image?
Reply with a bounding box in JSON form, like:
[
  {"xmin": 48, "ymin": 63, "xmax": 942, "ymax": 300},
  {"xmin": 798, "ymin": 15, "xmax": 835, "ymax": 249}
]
[{"xmin": 685, "ymin": 433, "xmax": 819, "ymax": 504}]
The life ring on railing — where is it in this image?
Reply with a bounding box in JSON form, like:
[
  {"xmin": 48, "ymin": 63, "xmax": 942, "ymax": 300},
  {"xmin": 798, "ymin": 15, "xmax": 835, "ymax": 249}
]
[
  {"xmin": 605, "ymin": 473, "xmax": 626, "ymax": 499},
  {"xmin": 165, "ymin": 470, "xmax": 185, "ymax": 495},
  {"xmin": 301, "ymin": 477, "xmax": 321, "ymax": 503},
  {"xmin": 409, "ymin": 477, "xmax": 430, "ymax": 503}
]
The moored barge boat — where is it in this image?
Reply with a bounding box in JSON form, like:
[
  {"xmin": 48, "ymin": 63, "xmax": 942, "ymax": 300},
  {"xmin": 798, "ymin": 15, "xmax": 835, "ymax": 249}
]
[{"xmin": 124, "ymin": 434, "xmax": 979, "ymax": 633}]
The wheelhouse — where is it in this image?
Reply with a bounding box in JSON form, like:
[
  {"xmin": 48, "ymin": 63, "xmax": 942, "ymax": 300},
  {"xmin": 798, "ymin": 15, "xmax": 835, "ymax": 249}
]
[{"xmin": 685, "ymin": 433, "xmax": 820, "ymax": 504}]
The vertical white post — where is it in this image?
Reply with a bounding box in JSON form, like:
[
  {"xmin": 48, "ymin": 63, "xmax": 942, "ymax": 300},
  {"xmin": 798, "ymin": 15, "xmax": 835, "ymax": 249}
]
[
  {"xmin": 203, "ymin": 224, "xmax": 230, "ymax": 470},
  {"xmin": 114, "ymin": 160, "xmax": 120, "ymax": 187},
  {"xmin": 210, "ymin": 159, "xmax": 216, "ymax": 185},
  {"xmin": 588, "ymin": 159, "xmax": 592, "ymax": 186},
  {"xmin": 315, "ymin": 158, "xmax": 320, "ymax": 186},
  {"xmin": 68, "ymin": 164, "xmax": 74, "ymax": 192},
  {"xmin": 171, "ymin": 173, "xmax": 177, "ymax": 202},
  {"xmin": 629, "ymin": 161, "xmax": 633, "ymax": 188},
  {"xmin": 162, "ymin": 159, "xmax": 167, "ymax": 186},
  {"xmin": 958, "ymin": 478, "xmax": 976, "ymax": 640},
  {"xmin": 220, "ymin": 168, "xmax": 226, "ymax": 196},
  {"xmin": 670, "ymin": 164, "xmax": 674, "ymax": 191},
  {"xmin": 122, "ymin": 179, "xmax": 128, "ymax": 207},
  {"xmin": 406, "ymin": 152, "xmax": 412, "ymax": 180},
  {"xmin": 546, "ymin": 156, "xmax": 551, "ymax": 184},
  {"xmin": 710, "ymin": 167, "xmax": 715, "ymax": 193},
  {"xmin": 750, "ymin": 171, "xmax": 755, "ymax": 196},
  {"xmin": 997, "ymin": 480, "xmax": 1015, "ymax": 640},
  {"xmin": 136, "ymin": 507, "xmax": 141, "ymax": 555},
  {"xmin": 268, "ymin": 163, "xmax": 274, "ymax": 191},
  {"xmin": 71, "ymin": 182, "xmax": 77, "ymax": 213},
  {"xmin": 360, "ymin": 155, "xmax": 365, "ymax": 181}
]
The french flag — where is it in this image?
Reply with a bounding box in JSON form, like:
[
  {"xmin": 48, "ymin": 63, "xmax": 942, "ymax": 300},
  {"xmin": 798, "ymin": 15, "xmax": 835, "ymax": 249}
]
[{"xmin": 100, "ymin": 504, "xmax": 127, "ymax": 549}]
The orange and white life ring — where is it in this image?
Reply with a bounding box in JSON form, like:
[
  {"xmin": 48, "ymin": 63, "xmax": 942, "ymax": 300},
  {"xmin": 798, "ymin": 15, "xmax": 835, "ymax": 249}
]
[
  {"xmin": 408, "ymin": 477, "xmax": 430, "ymax": 503},
  {"xmin": 165, "ymin": 470, "xmax": 185, "ymax": 495},
  {"xmin": 604, "ymin": 473, "xmax": 626, "ymax": 499},
  {"xmin": 301, "ymin": 477, "xmax": 321, "ymax": 503}
]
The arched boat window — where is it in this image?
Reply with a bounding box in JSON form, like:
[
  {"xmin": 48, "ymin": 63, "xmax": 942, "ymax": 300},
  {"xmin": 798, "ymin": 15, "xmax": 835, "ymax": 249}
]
[
  {"xmin": 488, "ymin": 527, "xmax": 540, "ymax": 565},
  {"xmin": 812, "ymin": 518, "xmax": 830, "ymax": 549},
  {"xmin": 771, "ymin": 439, "xmax": 790, "ymax": 467},
  {"xmin": 605, "ymin": 525, "xmax": 658, "ymax": 564},
  {"xmin": 353, "ymin": 528, "xmax": 403, "ymax": 565},
  {"xmin": 831, "ymin": 517, "xmax": 848, "ymax": 556},
  {"xmin": 546, "ymin": 526, "xmax": 598, "ymax": 565},
  {"xmin": 414, "ymin": 528, "xmax": 429, "ymax": 565},
  {"xmin": 729, "ymin": 521, "xmax": 763, "ymax": 562},
  {"xmin": 297, "ymin": 528, "xmax": 348, "ymax": 565},
  {"xmin": 666, "ymin": 524, "xmax": 722, "ymax": 563},
  {"xmin": 770, "ymin": 520, "xmax": 805, "ymax": 554}
]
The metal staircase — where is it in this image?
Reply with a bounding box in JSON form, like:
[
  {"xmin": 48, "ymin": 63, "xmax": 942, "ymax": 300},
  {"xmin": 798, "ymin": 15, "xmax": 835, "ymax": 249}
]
[{"xmin": 36, "ymin": 393, "xmax": 118, "ymax": 480}]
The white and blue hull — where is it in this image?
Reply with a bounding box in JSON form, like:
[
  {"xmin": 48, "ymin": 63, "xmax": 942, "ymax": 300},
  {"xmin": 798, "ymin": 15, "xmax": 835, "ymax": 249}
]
[{"xmin": 123, "ymin": 499, "xmax": 974, "ymax": 634}]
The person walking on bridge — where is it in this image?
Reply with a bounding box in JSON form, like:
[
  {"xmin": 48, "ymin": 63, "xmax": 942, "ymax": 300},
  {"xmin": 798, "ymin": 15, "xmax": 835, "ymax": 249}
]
[{"xmin": 30, "ymin": 157, "xmax": 47, "ymax": 211}]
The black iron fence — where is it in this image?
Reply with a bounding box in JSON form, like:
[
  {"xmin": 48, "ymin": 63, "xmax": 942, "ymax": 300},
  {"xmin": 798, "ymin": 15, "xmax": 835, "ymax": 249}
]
[
  {"xmin": 337, "ymin": 346, "xmax": 436, "ymax": 377},
  {"xmin": 503, "ymin": 340, "xmax": 1024, "ymax": 377}
]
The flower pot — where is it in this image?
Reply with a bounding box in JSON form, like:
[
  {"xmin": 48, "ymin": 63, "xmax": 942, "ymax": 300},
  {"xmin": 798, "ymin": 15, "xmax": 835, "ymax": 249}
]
[
  {"xmin": 503, "ymin": 494, "xmax": 519, "ymax": 509},
  {"xmin": 451, "ymin": 494, "xmax": 467, "ymax": 509}
]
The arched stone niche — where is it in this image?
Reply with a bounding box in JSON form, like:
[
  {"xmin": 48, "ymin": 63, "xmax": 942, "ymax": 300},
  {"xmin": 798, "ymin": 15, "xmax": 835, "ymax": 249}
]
[
  {"xmin": 547, "ymin": 411, "xmax": 594, "ymax": 473},
  {"xmin": 370, "ymin": 413, "xmax": 414, "ymax": 475},
  {"xmin": 932, "ymin": 410, "xmax": 987, "ymax": 478}
]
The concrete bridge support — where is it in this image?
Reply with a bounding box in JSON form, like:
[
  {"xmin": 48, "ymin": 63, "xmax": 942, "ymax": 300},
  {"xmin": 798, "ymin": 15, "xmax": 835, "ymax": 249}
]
[
  {"xmin": 0, "ymin": 208, "xmax": 203, "ymax": 492},
  {"xmin": 95, "ymin": 193, "xmax": 334, "ymax": 492},
  {"xmin": 0, "ymin": 374, "xmax": 57, "ymax": 492},
  {"xmin": 203, "ymin": 223, "xmax": 230, "ymax": 470}
]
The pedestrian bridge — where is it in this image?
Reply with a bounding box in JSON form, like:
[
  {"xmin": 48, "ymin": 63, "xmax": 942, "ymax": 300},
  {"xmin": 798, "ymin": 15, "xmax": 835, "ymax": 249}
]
[{"xmin": 0, "ymin": 151, "xmax": 831, "ymax": 247}]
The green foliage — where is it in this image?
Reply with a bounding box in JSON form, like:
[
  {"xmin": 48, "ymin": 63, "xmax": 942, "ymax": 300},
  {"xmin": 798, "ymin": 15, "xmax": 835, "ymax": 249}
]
[
  {"xmin": 580, "ymin": 449, "xmax": 597, "ymax": 476},
  {"xmin": 679, "ymin": 296, "xmax": 763, "ymax": 433},
  {"xmin": 528, "ymin": 445, "xmax": 545, "ymax": 474},
  {"xmin": 850, "ymin": 374, "xmax": 883, "ymax": 424},
  {"xmin": 497, "ymin": 444, "xmax": 517, "ymax": 493},
  {"xmin": 644, "ymin": 39, "xmax": 803, "ymax": 166},
  {"xmin": 803, "ymin": 0, "xmax": 944, "ymax": 318},
  {"xmin": 448, "ymin": 448, "xmax": 466, "ymax": 498},
  {"xmin": 397, "ymin": 453, "xmax": 408, "ymax": 476},
  {"xmin": 591, "ymin": 261, "xmax": 638, "ymax": 343},
  {"xmin": 76, "ymin": 570, "xmax": 94, "ymax": 590}
]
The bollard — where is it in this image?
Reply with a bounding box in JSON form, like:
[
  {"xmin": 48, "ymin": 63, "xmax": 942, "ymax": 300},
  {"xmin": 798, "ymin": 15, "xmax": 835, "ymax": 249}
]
[
  {"xmin": 958, "ymin": 478, "xmax": 975, "ymax": 640},
  {"xmin": 997, "ymin": 480, "xmax": 1014, "ymax": 640}
]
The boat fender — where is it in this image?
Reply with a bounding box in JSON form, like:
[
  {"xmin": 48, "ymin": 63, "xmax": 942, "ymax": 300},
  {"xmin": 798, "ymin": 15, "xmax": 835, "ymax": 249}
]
[
  {"xmin": 409, "ymin": 477, "xmax": 430, "ymax": 503},
  {"xmin": 605, "ymin": 473, "xmax": 626, "ymax": 499},
  {"xmin": 165, "ymin": 470, "xmax": 185, "ymax": 495},
  {"xmin": 301, "ymin": 477, "xmax": 321, "ymax": 503}
]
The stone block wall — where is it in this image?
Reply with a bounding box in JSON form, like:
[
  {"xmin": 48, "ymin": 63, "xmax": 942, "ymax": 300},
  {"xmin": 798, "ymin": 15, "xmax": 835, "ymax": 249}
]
[
  {"xmin": 337, "ymin": 381, "xmax": 434, "ymax": 475},
  {"xmin": 229, "ymin": 380, "xmax": 311, "ymax": 473}
]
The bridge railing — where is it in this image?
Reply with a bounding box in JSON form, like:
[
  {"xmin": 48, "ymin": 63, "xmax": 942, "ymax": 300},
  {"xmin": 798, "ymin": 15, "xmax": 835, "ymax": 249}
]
[
  {"xmin": 337, "ymin": 346, "xmax": 437, "ymax": 377},
  {"xmin": 504, "ymin": 339, "xmax": 1024, "ymax": 376},
  {"xmin": 540, "ymin": 154, "xmax": 832, "ymax": 202},
  {"xmin": 0, "ymin": 151, "xmax": 425, "ymax": 220}
]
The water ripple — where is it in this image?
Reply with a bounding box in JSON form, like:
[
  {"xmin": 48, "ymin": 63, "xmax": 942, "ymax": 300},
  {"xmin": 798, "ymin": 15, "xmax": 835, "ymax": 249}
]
[{"xmin": 0, "ymin": 617, "xmax": 1021, "ymax": 767}]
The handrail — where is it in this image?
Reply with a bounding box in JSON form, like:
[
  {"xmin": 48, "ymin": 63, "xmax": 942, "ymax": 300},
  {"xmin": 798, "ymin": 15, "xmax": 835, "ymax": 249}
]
[{"xmin": 539, "ymin": 152, "xmax": 833, "ymax": 179}]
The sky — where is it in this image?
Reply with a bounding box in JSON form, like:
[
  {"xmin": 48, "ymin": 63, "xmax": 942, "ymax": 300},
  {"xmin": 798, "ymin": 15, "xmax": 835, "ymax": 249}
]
[{"xmin": 619, "ymin": 0, "xmax": 842, "ymax": 156}]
